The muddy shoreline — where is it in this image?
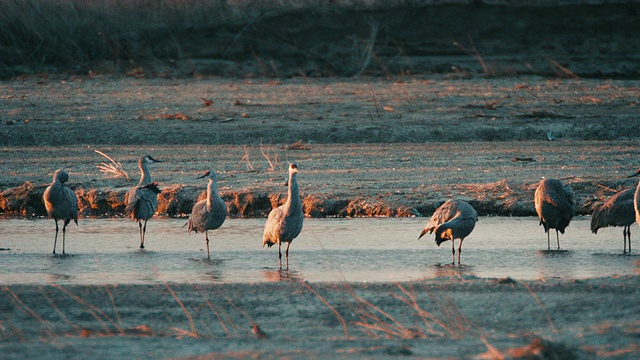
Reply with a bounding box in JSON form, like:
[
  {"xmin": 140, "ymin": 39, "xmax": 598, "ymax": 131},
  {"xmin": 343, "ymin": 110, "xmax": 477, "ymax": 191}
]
[
  {"xmin": 2, "ymin": 76, "xmax": 640, "ymax": 219},
  {"xmin": 1, "ymin": 141, "xmax": 639, "ymax": 219}
]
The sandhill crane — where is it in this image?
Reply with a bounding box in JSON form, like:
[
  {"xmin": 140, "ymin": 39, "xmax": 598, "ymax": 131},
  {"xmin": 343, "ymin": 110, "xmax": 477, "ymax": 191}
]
[
  {"xmin": 187, "ymin": 170, "xmax": 227, "ymax": 259},
  {"xmin": 534, "ymin": 178, "xmax": 575, "ymax": 250},
  {"xmin": 125, "ymin": 155, "xmax": 161, "ymax": 249},
  {"xmin": 43, "ymin": 169, "xmax": 78, "ymax": 254},
  {"xmin": 263, "ymin": 163, "xmax": 304, "ymax": 269},
  {"xmin": 591, "ymin": 188, "xmax": 634, "ymax": 253},
  {"xmin": 630, "ymin": 168, "xmax": 640, "ymax": 244},
  {"xmin": 418, "ymin": 199, "xmax": 478, "ymax": 264}
]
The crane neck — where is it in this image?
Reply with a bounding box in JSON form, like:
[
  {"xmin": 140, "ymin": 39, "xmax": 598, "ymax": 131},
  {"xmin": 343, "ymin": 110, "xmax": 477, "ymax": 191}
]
[
  {"xmin": 137, "ymin": 162, "xmax": 152, "ymax": 186},
  {"xmin": 206, "ymin": 178, "xmax": 219, "ymax": 207},
  {"xmin": 285, "ymin": 171, "xmax": 301, "ymax": 212}
]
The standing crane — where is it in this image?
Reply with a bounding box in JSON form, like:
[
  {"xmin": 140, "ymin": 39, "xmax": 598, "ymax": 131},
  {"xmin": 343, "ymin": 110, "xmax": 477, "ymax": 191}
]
[
  {"xmin": 43, "ymin": 169, "xmax": 78, "ymax": 254},
  {"xmin": 187, "ymin": 170, "xmax": 227, "ymax": 259},
  {"xmin": 125, "ymin": 155, "xmax": 161, "ymax": 249},
  {"xmin": 534, "ymin": 178, "xmax": 575, "ymax": 250},
  {"xmin": 263, "ymin": 163, "xmax": 304, "ymax": 269},
  {"xmin": 591, "ymin": 188, "xmax": 634, "ymax": 253},
  {"xmin": 418, "ymin": 199, "xmax": 478, "ymax": 264}
]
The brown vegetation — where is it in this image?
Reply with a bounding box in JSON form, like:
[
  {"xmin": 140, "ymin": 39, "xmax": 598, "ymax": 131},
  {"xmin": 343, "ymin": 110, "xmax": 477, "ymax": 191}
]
[
  {"xmin": 1, "ymin": 1, "xmax": 639, "ymax": 79},
  {"xmin": 2, "ymin": 278, "xmax": 636, "ymax": 358}
]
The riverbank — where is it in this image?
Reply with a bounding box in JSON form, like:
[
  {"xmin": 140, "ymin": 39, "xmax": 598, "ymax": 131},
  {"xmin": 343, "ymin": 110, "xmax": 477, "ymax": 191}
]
[{"xmin": 2, "ymin": 77, "xmax": 639, "ymax": 219}]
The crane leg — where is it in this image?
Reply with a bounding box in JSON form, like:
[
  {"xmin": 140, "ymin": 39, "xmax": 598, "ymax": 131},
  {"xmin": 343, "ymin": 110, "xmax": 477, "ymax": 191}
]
[
  {"xmin": 457, "ymin": 239, "xmax": 463, "ymax": 264},
  {"xmin": 451, "ymin": 240, "xmax": 455, "ymax": 264},
  {"xmin": 623, "ymin": 226, "xmax": 628, "ymax": 253},
  {"xmin": 62, "ymin": 223, "xmax": 67, "ymax": 255},
  {"xmin": 138, "ymin": 222, "xmax": 143, "ymax": 248},
  {"xmin": 52, "ymin": 220, "xmax": 59, "ymax": 254},
  {"xmin": 555, "ymin": 229, "xmax": 561, "ymax": 250},
  {"xmin": 546, "ymin": 231, "xmax": 551, "ymax": 250},
  {"xmin": 278, "ymin": 242, "xmax": 282, "ymax": 269},
  {"xmin": 285, "ymin": 242, "xmax": 291, "ymax": 269},
  {"xmin": 205, "ymin": 231, "xmax": 210, "ymax": 259},
  {"xmin": 140, "ymin": 221, "xmax": 148, "ymax": 249},
  {"xmin": 624, "ymin": 226, "xmax": 631, "ymax": 253}
]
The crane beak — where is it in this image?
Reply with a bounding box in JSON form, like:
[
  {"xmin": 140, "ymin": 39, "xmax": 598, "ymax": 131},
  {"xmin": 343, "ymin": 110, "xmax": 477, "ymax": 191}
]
[
  {"xmin": 628, "ymin": 169, "xmax": 640, "ymax": 178},
  {"xmin": 197, "ymin": 171, "xmax": 211, "ymax": 179}
]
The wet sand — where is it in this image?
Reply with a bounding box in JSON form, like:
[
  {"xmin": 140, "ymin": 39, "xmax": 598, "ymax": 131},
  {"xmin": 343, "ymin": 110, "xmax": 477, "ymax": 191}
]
[{"xmin": 1, "ymin": 277, "xmax": 639, "ymax": 359}]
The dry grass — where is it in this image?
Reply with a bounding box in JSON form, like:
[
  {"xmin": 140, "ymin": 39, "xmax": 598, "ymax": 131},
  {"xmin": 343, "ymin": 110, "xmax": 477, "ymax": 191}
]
[
  {"xmin": 302, "ymin": 281, "xmax": 350, "ymax": 337},
  {"xmin": 260, "ymin": 141, "xmax": 280, "ymax": 172},
  {"xmin": 239, "ymin": 146, "xmax": 256, "ymax": 172},
  {"xmin": 95, "ymin": 150, "xmax": 130, "ymax": 181},
  {"xmin": 0, "ymin": 0, "xmax": 405, "ymax": 76},
  {"xmin": 453, "ymin": 35, "xmax": 494, "ymax": 76}
]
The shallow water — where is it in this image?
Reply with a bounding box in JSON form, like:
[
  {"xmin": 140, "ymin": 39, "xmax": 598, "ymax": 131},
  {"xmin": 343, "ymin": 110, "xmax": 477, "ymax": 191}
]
[{"xmin": 0, "ymin": 217, "xmax": 637, "ymax": 284}]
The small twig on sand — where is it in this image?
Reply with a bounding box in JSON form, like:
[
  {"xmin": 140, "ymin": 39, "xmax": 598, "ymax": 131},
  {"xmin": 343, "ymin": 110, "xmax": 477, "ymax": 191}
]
[
  {"xmin": 217, "ymin": 292, "xmax": 268, "ymax": 338},
  {"xmin": 105, "ymin": 285, "xmax": 124, "ymax": 336},
  {"xmin": 302, "ymin": 281, "xmax": 349, "ymax": 337},
  {"xmin": 239, "ymin": 146, "xmax": 255, "ymax": 172},
  {"xmin": 51, "ymin": 284, "xmax": 122, "ymax": 335},
  {"xmin": 159, "ymin": 279, "xmax": 199, "ymax": 338},
  {"xmin": 454, "ymin": 35, "xmax": 492, "ymax": 75},
  {"xmin": 4, "ymin": 286, "xmax": 56, "ymax": 336},
  {"xmin": 195, "ymin": 287, "xmax": 230, "ymax": 337},
  {"xmin": 260, "ymin": 141, "xmax": 279, "ymax": 171},
  {"xmin": 482, "ymin": 95, "xmax": 499, "ymax": 110},
  {"xmin": 549, "ymin": 59, "xmax": 579, "ymax": 79},
  {"xmin": 282, "ymin": 140, "xmax": 309, "ymax": 151},
  {"xmin": 518, "ymin": 280, "xmax": 557, "ymax": 333},
  {"xmin": 595, "ymin": 183, "xmax": 618, "ymax": 193}
]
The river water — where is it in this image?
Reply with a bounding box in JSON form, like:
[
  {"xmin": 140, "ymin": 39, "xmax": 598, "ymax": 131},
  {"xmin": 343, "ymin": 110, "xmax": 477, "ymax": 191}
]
[{"xmin": 0, "ymin": 217, "xmax": 637, "ymax": 284}]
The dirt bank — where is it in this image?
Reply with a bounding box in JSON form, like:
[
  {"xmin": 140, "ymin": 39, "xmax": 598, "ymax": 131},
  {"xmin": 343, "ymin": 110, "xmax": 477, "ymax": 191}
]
[{"xmin": 1, "ymin": 140, "xmax": 639, "ymax": 219}]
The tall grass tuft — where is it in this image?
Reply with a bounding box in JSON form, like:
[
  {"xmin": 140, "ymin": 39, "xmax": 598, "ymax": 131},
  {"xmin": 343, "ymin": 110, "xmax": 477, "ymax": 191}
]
[{"xmin": 0, "ymin": 0, "xmax": 240, "ymax": 72}]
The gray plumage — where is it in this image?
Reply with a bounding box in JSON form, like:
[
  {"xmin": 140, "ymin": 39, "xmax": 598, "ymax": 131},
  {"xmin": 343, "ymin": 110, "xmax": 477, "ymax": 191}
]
[
  {"xmin": 263, "ymin": 163, "xmax": 304, "ymax": 269},
  {"xmin": 418, "ymin": 199, "xmax": 478, "ymax": 264},
  {"xmin": 43, "ymin": 169, "xmax": 78, "ymax": 254},
  {"xmin": 630, "ymin": 168, "xmax": 640, "ymax": 250},
  {"xmin": 125, "ymin": 155, "xmax": 161, "ymax": 249},
  {"xmin": 187, "ymin": 170, "xmax": 227, "ymax": 259},
  {"xmin": 534, "ymin": 178, "xmax": 575, "ymax": 250},
  {"xmin": 591, "ymin": 188, "xmax": 634, "ymax": 253}
]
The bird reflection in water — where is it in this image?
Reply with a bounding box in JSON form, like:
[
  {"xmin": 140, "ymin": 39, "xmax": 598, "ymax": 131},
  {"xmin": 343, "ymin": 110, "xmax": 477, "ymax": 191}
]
[
  {"xmin": 427, "ymin": 263, "xmax": 476, "ymax": 280},
  {"xmin": 263, "ymin": 269, "xmax": 303, "ymax": 282}
]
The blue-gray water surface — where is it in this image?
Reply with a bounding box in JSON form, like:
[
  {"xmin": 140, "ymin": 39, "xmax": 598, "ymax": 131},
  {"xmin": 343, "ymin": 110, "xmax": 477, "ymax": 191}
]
[{"xmin": 0, "ymin": 217, "xmax": 637, "ymax": 284}]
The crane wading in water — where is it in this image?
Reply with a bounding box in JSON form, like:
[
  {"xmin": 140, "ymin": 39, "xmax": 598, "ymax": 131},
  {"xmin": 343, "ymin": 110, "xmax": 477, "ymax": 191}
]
[
  {"xmin": 591, "ymin": 188, "xmax": 634, "ymax": 253},
  {"xmin": 187, "ymin": 170, "xmax": 227, "ymax": 259},
  {"xmin": 418, "ymin": 199, "xmax": 477, "ymax": 264},
  {"xmin": 629, "ymin": 168, "xmax": 640, "ymax": 251},
  {"xmin": 43, "ymin": 169, "xmax": 78, "ymax": 254},
  {"xmin": 125, "ymin": 155, "xmax": 161, "ymax": 249},
  {"xmin": 534, "ymin": 178, "xmax": 575, "ymax": 250},
  {"xmin": 263, "ymin": 163, "xmax": 304, "ymax": 269}
]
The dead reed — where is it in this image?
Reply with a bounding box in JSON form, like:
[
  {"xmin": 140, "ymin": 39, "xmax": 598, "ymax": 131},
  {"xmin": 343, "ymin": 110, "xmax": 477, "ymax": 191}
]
[{"xmin": 95, "ymin": 150, "xmax": 130, "ymax": 181}]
